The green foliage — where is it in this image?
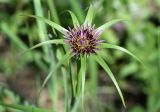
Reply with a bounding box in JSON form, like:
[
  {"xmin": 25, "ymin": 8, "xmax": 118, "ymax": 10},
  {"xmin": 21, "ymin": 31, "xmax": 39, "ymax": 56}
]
[
  {"xmin": 21, "ymin": 39, "xmax": 65, "ymax": 55},
  {"xmin": 84, "ymin": 5, "xmax": 94, "ymax": 25},
  {"xmin": 0, "ymin": 0, "xmax": 159, "ymax": 112},
  {"xmin": 101, "ymin": 43, "xmax": 142, "ymax": 63},
  {"xmin": 68, "ymin": 11, "xmax": 80, "ymax": 27},
  {"xmin": 0, "ymin": 103, "xmax": 50, "ymax": 112},
  {"xmin": 97, "ymin": 19, "xmax": 125, "ymax": 31},
  {"xmin": 23, "ymin": 15, "xmax": 68, "ymax": 34},
  {"xmin": 95, "ymin": 55, "xmax": 126, "ymax": 107}
]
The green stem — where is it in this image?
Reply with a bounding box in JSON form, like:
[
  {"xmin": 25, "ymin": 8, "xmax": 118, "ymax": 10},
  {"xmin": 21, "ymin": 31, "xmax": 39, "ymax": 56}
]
[
  {"xmin": 69, "ymin": 63, "xmax": 76, "ymax": 110},
  {"xmin": 76, "ymin": 60, "xmax": 81, "ymax": 97},
  {"xmin": 81, "ymin": 55, "xmax": 86, "ymax": 110}
]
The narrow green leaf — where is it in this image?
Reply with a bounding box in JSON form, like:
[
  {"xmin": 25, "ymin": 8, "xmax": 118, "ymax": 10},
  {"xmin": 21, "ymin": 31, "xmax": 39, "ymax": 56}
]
[
  {"xmin": 30, "ymin": 39, "xmax": 65, "ymax": 50},
  {"xmin": 47, "ymin": 0, "xmax": 60, "ymax": 24},
  {"xmin": 69, "ymin": 63, "xmax": 77, "ymax": 110},
  {"xmin": 84, "ymin": 5, "xmax": 94, "ymax": 25},
  {"xmin": 95, "ymin": 55, "xmax": 126, "ymax": 107},
  {"xmin": 101, "ymin": 43, "xmax": 142, "ymax": 63},
  {"xmin": 71, "ymin": 97, "xmax": 80, "ymax": 112},
  {"xmin": 0, "ymin": 103, "xmax": 50, "ymax": 112},
  {"xmin": 38, "ymin": 51, "xmax": 73, "ymax": 97},
  {"xmin": 21, "ymin": 15, "xmax": 68, "ymax": 34},
  {"xmin": 89, "ymin": 55, "xmax": 98, "ymax": 95},
  {"xmin": 69, "ymin": 0, "xmax": 84, "ymax": 23},
  {"xmin": 56, "ymin": 49, "xmax": 69, "ymax": 112},
  {"xmin": 1, "ymin": 22, "xmax": 27, "ymax": 50},
  {"xmin": 97, "ymin": 19, "xmax": 125, "ymax": 31},
  {"xmin": 33, "ymin": 0, "xmax": 51, "ymax": 62},
  {"xmin": 158, "ymin": 28, "xmax": 160, "ymax": 73},
  {"xmin": 62, "ymin": 67, "xmax": 68, "ymax": 112},
  {"xmin": 68, "ymin": 10, "xmax": 80, "ymax": 27},
  {"xmin": 21, "ymin": 39, "xmax": 65, "ymax": 56}
]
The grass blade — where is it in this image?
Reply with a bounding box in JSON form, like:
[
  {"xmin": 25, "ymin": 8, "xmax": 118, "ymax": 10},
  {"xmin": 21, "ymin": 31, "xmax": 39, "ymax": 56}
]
[
  {"xmin": 62, "ymin": 67, "xmax": 68, "ymax": 112},
  {"xmin": 158, "ymin": 28, "xmax": 160, "ymax": 73},
  {"xmin": 97, "ymin": 19, "xmax": 125, "ymax": 31},
  {"xmin": 21, "ymin": 39, "xmax": 65, "ymax": 55},
  {"xmin": 69, "ymin": 63, "xmax": 76, "ymax": 110},
  {"xmin": 38, "ymin": 51, "xmax": 73, "ymax": 97},
  {"xmin": 68, "ymin": 10, "xmax": 80, "ymax": 27},
  {"xmin": 0, "ymin": 103, "xmax": 50, "ymax": 112},
  {"xmin": 88, "ymin": 55, "xmax": 98, "ymax": 95},
  {"xmin": 71, "ymin": 97, "xmax": 80, "ymax": 112},
  {"xmin": 101, "ymin": 43, "xmax": 142, "ymax": 63},
  {"xmin": 1, "ymin": 22, "xmax": 27, "ymax": 50},
  {"xmin": 69, "ymin": 0, "xmax": 84, "ymax": 23},
  {"xmin": 84, "ymin": 5, "xmax": 94, "ymax": 26},
  {"xmin": 47, "ymin": 0, "xmax": 60, "ymax": 24},
  {"xmin": 22, "ymin": 15, "xmax": 68, "ymax": 34},
  {"xmin": 33, "ymin": 0, "xmax": 51, "ymax": 62},
  {"xmin": 95, "ymin": 55, "xmax": 126, "ymax": 107}
]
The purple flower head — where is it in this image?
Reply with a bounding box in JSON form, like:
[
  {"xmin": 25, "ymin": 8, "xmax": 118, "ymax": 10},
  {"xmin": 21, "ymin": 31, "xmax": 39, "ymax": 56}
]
[{"xmin": 64, "ymin": 24, "xmax": 103, "ymax": 57}]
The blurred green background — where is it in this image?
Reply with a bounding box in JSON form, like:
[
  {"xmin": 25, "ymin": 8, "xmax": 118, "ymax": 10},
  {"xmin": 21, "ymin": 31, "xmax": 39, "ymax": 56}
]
[{"xmin": 0, "ymin": 0, "xmax": 160, "ymax": 112}]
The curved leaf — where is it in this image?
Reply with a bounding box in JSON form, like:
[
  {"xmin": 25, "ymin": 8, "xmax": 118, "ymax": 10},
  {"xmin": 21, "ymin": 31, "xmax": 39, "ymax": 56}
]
[
  {"xmin": 95, "ymin": 55, "xmax": 126, "ymax": 107},
  {"xmin": 84, "ymin": 5, "xmax": 94, "ymax": 26},
  {"xmin": 101, "ymin": 43, "xmax": 142, "ymax": 63},
  {"xmin": 97, "ymin": 19, "xmax": 125, "ymax": 31},
  {"xmin": 21, "ymin": 39, "xmax": 65, "ymax": 55},
  {"xmin": 21, "ymin": 15, "xmax": 68, "ymax": 34},
  {"xmin": 68, "ymin": 10, "xmax": 80, "ymax": 27}
]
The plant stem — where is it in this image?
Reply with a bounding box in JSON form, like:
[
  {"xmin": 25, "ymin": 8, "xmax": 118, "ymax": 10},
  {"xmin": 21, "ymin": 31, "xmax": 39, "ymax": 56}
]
[{"xmin": 69, "ymin": 62, "xmax": 76, "ymax": 110}]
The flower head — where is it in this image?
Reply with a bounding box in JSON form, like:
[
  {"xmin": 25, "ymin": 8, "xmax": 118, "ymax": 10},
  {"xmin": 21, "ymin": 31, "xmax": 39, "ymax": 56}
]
[{"xmin": 64, "ymin": 24, "xmax": 103, "ymax": 57}]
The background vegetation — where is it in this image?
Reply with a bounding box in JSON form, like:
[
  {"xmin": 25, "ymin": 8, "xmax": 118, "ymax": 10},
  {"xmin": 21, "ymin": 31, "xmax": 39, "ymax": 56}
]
[{"xmin": 0, "ymin": 0, "xmax": 160, "ymax": 112}]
